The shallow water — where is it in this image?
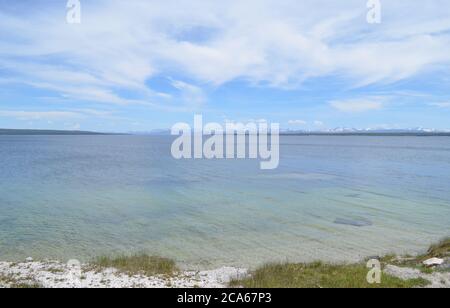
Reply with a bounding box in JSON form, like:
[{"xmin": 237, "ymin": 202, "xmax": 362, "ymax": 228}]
[{"xmin": 0, "ymin": 135, "xmax": 449, "ymax": 268}]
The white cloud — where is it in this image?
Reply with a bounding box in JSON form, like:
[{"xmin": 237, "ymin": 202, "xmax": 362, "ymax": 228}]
[
  {"xmin": 314, "ymin": 121, "xmax": 324, "ymax": 126},
  {"xmin": 288, "ymin": 120, "xmax": 307, "ymax": 125},
  {"xmin": 429, "ymin": 102, "xmax": 450, "ymax": 108},
  {"xmin": 0, "ymin": 109, "xmax": 119, "ymax": 122},
  {"xmin": 0, "ymin": 0, "xmax": 450, "ymax": 107},
  {"xmin": 69, "ymin": 123, "xmax": 81, "ymax": 131},
  {"xmin": 330, "ymin": 99, "xmax": 383, "ymax": 113},
  {"xmin": 170, "ymin": 79, "xmax": 206, "ymax": 108},
  {"xmin": 0, "ymin": 111, "xmax": 82, "ymax": 121}
]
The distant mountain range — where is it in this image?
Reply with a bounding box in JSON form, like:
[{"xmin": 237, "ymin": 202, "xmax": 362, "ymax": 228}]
[
  {"xmin": 131, "ymin": 127, "xmax": 450, "ymax": 136},
  {"xmin": 281, "ymin": 127, "xmax": 450, "ymax": 136},
  {"xmin": 1, "ymin": 128, "xmax": 449, "ymax": 136}
]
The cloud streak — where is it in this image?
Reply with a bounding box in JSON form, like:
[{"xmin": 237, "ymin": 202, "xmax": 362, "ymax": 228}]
[
  {"xmin": 330, "ymin": 99, "xmax": 384, "ymax": 113},
  {"xmin": 0, "ymin": 0, "xmax": 450, "ymax": 120},
  {"xmin": 429, "ymin": 102, "xmax": 450, "ymax": 108},
  {"xmin": 0, "ymin": 110, "xmax": 82, "ymax": 121},
  {"xmin": 288, "ymin": 120, "xmax": 307, "ymax": 126}
]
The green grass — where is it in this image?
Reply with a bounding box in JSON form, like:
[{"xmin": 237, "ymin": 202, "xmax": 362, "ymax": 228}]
[
  {"xmin": 230, "ymin": 262, "xmax": 429, "ymax": 288},
  {"xmin": 421, "ymin": 238, "xmax": 450, "ymax": 261},
  {"xmin": 93, "ymin": 254, "xmax": 179, "ymax": 277},
  {"xmin": 230, "ymin": 239, "xmax": 450, "ymax": 288},
  {"xmin": 381, "ymin": 238, "xmax": 450, "ymax": 270}
]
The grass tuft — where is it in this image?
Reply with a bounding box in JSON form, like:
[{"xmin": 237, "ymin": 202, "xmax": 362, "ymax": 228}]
[
  {"xmin": 93, "ymin": 254, "xmax": 178, "ymax": 277},
  {"xmin": 422, "ymin": 238, "xmax": 450, "ymax": 260},
  {"xmin": 378, "ymin": 238, "xmax": 450, "ymax": 271},
  {"xmin": 230, "ymin": 262, "xmax": 428, "ymax": 288}
]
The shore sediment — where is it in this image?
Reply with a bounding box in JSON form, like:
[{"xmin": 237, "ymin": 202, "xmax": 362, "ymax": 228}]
[{"xmin": 1, "ymin": 238, "xmax": 448, "ymax": 288}]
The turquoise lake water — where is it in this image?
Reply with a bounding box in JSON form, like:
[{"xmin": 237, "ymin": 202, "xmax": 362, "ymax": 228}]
[{"xmin": 0, "ymin": 135, "xmax": 449, "ymax": 268}]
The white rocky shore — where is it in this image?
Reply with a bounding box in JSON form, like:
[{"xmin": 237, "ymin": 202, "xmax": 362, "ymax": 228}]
[
  {"xmin": 0, "ymin": 259, "xmax": 247, "ymax": 288},
  {"xmin": 1, "ymin": 257, "xmax": 448, "ymax": 288},
  {"xmin": 385, "ymin": 264, "xmax": 449, "ymax": 288}
]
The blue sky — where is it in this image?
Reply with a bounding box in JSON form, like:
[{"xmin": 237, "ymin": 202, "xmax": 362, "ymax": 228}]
[{"xmin": 1, "ymin": 0, "xmax": 450, "ymax": 132}]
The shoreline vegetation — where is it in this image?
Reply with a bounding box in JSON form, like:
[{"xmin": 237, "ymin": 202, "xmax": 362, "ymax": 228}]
[
  {"xmin": 93, "ymin": 255, "xmax": 179, "ymax": 277},
  {"xmin": 230, "ymin": 238, "xmax": 449, "ymax": 288},
  {"xmin": 0, "ymin": 238, "xmax": 448, "ymax": 288},
  {"xmin": 230, "ymin": 262, "xmax": 428, "ymax": 288}
]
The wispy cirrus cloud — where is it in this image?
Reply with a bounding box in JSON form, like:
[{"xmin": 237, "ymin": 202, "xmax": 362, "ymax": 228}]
[
  {"xmin": 329, "ymin": 98, "xmax": 384, "ymax": 113},
  {"xmin": 0, "ymin": 109, "xmax": 118, "ymax": 121},
  {"xmin": 0, "ymin": 110, "xmax": 82, "ymax": 121},
  {"xmin": 288, "ymin": 120, "xmax": 307, "ymax": 126},
  {"xmin": 1, "ymin": 0, "xmax": 450, "ymax": 108},
  {"xmin": 170, "ymin": 79, "xmax": 207, "ymax": 108},
  {"xmin": 0, "ymin": 1, "xmax": 450, "ymax": 132},
  {"xmin": 429, "ymin": 102, "xmax": 450, "ymax": 108}
]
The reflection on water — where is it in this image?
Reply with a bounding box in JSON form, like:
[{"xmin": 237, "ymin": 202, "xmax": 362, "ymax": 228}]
[{"xmin": 0, "ymin": 135, "xmax": 449, "ymax": 268}]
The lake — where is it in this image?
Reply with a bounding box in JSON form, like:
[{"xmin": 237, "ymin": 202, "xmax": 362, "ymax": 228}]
[{"xmin": 0, "ymin": 135, "xmax": 449, "ymax": 268}]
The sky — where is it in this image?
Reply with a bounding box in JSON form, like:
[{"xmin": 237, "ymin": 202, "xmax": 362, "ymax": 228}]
[{"xmin": 0, "ymin": 0, "xmax": 450, "ymax": 132}]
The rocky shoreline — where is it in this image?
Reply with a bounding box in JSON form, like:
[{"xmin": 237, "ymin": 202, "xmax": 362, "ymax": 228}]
[
  {"xmin": 1, "ymin": 239, "xmax": 448, "ymax": 288},
  {"xmin": 384, "ymin": 264, "xmax": 449, "ymax": 288},
  {"xmin": 0, "ymin": 256, "xmax": 448, "ymax": 288},
  {"xmin": 0, "ymin": 259, "xmax": 247, "ymax": 288}
]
